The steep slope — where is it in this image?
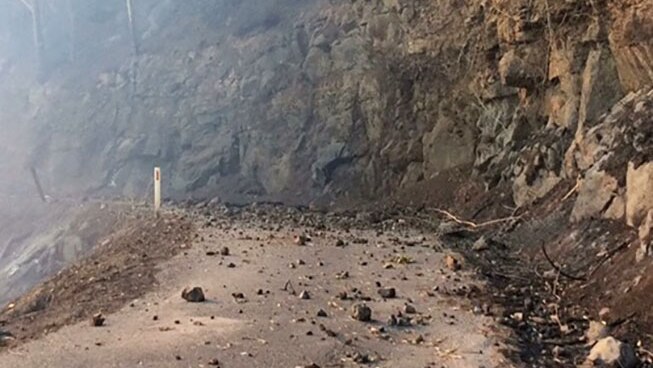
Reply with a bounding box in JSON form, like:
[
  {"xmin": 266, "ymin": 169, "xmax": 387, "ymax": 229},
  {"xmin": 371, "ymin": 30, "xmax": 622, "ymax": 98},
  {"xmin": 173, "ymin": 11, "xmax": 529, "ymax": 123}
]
[
  {"xmin": 0, "ymin": 201, "xmax": 148, "ymax": 306},
  {"xmin": 1, "ymin": 0, "xmax": 651, "ymax": 208}
]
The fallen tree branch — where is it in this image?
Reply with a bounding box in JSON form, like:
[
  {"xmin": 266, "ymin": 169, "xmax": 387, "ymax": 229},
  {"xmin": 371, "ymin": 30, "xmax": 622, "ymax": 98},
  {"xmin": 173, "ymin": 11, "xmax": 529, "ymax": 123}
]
[{"xmin": 434, "ymin": 209, "xmax": 521, "ymax": 229}]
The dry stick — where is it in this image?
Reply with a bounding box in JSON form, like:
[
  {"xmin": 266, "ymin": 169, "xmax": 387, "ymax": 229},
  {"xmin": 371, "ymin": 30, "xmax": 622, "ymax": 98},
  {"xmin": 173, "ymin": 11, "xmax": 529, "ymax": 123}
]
[
  {"xmin": 434, "ymin": 209, "xmax": 521, "ymax": 229},
  {"xmin": 540, "ymin": 242, "xmax": 586, "ymax": 281},
  {"xmin": 639, "ymin": 347, "xmax": 653, "ymax": 360},
  {"xmin": 549, "ymin": 272, "xmax": 569, "ymax": 333},
  {"xmin": 561, "ymin": 177, "xmax": 582, "ymax": 202}
]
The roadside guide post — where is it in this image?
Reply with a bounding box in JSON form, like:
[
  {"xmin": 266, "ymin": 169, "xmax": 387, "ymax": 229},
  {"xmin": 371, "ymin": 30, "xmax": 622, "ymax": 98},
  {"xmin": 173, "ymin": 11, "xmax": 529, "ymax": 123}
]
[{"xmin": 154, "ymin": 167, "xmax": 161, "ymax": 216}]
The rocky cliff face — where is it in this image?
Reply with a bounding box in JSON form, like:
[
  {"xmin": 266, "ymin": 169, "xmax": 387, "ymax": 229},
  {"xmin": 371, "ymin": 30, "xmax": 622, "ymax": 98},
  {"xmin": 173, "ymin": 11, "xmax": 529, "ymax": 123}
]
[{"xmin": 1, "ymin": 0, "xmax": 652, "ymax": 211}]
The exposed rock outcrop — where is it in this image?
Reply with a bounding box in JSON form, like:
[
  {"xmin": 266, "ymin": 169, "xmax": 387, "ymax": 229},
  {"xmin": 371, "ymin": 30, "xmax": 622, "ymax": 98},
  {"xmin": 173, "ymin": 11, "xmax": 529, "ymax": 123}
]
[
  {"xmin": 0, "ymin": 0, "xmax": 650, "ymax": 211},
  {"xmin": 566, "ymin": 88, "xmax": 653, "ymax": 226}
]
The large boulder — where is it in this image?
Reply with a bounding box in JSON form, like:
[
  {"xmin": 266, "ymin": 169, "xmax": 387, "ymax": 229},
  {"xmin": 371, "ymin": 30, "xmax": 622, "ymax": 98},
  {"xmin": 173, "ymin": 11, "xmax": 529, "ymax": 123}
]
[
  {"xmin": 626, "ymin": 161, "xmax": 653, "ymax": 227},
  {"xmin": 571, "ymin": 170, "xmax": 618, "ymax": 222}
]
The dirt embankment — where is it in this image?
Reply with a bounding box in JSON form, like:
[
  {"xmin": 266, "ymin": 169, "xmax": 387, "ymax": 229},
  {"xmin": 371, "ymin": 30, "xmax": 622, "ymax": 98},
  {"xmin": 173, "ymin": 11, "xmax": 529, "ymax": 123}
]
[
  {"xmin": 0, "ymin": 211, "xmax": 192, "ymax": 344},
  {"xmin": 0, "ymin": 200, "xmax": 147, "ymax": 307}
]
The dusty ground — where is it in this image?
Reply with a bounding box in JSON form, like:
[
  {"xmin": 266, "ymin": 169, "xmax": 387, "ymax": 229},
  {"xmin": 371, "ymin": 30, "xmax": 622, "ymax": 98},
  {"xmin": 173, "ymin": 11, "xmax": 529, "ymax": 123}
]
[
  {"xmin": 0, "ymin": 206, "xmax": 511, "ymax": 368},
  {"xmin": 2, "ymin": 195, "xmax": 653, "ymax": 368}
]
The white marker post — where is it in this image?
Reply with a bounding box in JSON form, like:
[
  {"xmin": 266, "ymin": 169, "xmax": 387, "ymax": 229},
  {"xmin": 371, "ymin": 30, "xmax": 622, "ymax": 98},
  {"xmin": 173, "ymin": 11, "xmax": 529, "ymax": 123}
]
[{"xmin": 154, "ymin": 167, "xmax": 161, "ymax": 216}]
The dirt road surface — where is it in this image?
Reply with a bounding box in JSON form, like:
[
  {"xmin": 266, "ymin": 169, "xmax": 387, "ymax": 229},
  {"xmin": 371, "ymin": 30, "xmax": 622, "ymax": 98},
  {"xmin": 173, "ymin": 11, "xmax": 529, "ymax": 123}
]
[{"xmin": 0, "ymin": 209, "xmax": 511, "ymax": 367}]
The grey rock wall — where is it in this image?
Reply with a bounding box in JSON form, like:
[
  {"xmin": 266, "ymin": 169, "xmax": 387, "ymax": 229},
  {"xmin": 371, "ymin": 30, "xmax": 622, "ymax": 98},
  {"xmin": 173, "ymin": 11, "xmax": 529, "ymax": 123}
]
[{"xmin": 0, "ymin": 0, "xmax": 651, "ymax": 207}]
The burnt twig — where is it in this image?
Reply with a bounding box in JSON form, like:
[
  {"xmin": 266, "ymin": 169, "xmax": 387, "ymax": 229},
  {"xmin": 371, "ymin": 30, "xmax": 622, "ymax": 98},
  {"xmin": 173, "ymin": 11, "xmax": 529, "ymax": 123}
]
[
  {"xmin": 541, "ymin": 242, "xmax": 586, "ymax": 281},
  {"xmin": 435, "ymin": 209, "xmax": 522, "ymax": 229}
]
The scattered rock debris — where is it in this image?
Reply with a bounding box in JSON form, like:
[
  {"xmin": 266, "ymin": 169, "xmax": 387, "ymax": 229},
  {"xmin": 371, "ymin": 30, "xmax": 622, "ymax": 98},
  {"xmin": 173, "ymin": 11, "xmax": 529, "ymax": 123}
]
[
  {"xmin": 336, "ymin": 291, "xmax": 349, "ymax": 300},
  {"xmin": 472, "ymin": 236, "xmax": 489, "ymax": 252},
  {"xmin": 350, "ymin": 352, "xmax": 373, "ymax": 364},
  {"xmin": 90, "ymin": 313, "xmax": 105, "ymax": 327},
  {"xmin": 351, "ymin": 304, "xmax": 372, "ymax": 322},
  {"xmin": 388, "ymin": 314, "xmax": 411, "ymax": 327},
  {"xmin": 403, "ymin": 304, "xmax": 417, "ymax": 314},
  {"xmin": 445, "ymin": 255, "xmax": 461, "ymax": 271},
  {"xmin": 294, "ymin": 234, "xmax": 308, "ymax": 246},
  {"xmin": 377, "ymin": 287, "xmax": 396, "ymax": 299},
  {"xmin": 297, "ymin": 363, "xmax": 320, "ymax": 368},
  {"xmin": 411, "ymin": 334, "xmax": 425, "ymax": 345},
  {"xmin": 0, "ymin": 330, "xmax": 15, "ymax": 347},
  {"xmin": 181, "ymin": 287, "xmax": 206, "ymax": 303},
  {"xmin": 319, "ymin": 324, "xmax": 337, "ymax": 337}
]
